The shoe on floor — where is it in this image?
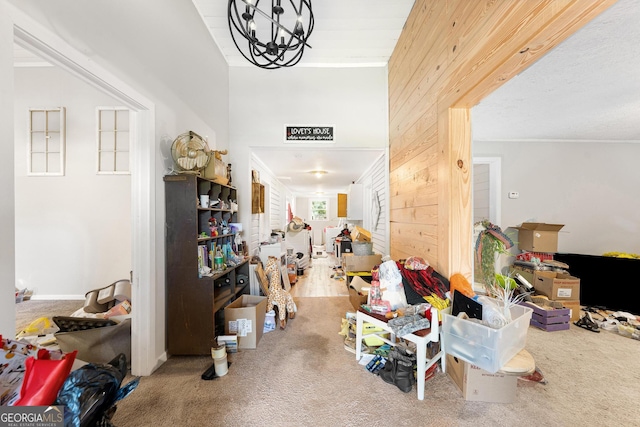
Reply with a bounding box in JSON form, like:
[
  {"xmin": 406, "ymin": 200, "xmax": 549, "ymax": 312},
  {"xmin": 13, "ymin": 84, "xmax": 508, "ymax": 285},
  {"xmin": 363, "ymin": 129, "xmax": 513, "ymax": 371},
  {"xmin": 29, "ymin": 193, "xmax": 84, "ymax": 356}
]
[{"xmin": 574, "ymin": 312, "xmax": 600, "ymax": 333}]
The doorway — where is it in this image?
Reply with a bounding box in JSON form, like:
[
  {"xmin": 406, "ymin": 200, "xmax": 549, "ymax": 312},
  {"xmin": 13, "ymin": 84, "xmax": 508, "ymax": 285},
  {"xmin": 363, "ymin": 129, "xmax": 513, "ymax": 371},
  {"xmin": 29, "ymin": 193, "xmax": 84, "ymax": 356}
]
[
  {"xmin": 472, "ymin": 157, "xmax": 501, "ymax": 286},
  {"xmin": 13, "ymin": 16, "xmax": 157, "ymax": 376}
]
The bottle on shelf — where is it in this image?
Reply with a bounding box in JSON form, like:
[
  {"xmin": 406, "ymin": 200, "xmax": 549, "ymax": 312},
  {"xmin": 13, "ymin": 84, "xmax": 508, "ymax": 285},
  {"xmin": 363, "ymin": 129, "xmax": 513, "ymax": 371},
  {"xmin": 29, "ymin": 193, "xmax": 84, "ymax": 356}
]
[{"xmin": 214, "ymin": 245, "xmax": 224, "ymax": 271}]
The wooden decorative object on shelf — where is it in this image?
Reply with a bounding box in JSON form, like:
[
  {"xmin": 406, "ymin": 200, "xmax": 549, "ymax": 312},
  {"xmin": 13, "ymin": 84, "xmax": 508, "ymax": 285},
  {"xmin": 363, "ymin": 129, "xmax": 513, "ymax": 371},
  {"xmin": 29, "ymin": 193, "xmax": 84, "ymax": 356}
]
[
  {"xmin": 252, "ymin": 182, "xmax": 265, "ymax": 214},
  {"xmin": 203, "ymin": 150, "xmax": 229, "ymax": 185}
]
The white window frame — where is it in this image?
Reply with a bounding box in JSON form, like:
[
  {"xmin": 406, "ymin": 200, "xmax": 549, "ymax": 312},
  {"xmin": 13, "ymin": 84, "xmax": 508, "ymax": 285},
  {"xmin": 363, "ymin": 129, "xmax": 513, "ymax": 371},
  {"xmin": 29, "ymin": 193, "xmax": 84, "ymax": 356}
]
[
  {"xmin": 28, "ymin": 107, "xmax": 66, "ymax": 176},
  {"xmin": 96, "ymin": 106, "xmax": 131, "ymax": 174},
  {"xmin": 309, "ymin": 198, "xmax": 329, "ymax": 221}
]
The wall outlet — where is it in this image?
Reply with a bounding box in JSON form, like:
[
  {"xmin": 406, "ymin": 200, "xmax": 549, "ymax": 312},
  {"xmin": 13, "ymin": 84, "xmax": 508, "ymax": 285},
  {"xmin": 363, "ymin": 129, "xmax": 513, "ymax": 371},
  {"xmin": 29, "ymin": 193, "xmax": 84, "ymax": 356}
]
[{"xmin": 508, "ymin": 191, "xmax": 519, "ymax": 199}]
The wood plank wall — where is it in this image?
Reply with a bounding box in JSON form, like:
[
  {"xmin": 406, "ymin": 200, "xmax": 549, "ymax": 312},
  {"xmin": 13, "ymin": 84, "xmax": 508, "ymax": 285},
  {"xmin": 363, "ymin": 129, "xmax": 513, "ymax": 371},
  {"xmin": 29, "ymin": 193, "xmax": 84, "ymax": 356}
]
[{"xmin": 388, "ymin": 0, "xmax": 616, "ymax": 278}]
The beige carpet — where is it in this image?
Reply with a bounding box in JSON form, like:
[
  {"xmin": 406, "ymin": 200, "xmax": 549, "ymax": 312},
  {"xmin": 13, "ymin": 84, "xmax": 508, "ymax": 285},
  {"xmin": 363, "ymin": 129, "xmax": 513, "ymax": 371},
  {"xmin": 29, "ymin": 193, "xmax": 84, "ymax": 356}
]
[
  {"xmin": 15, "ymin": 299, "xmax": 84, "ymax": 335},
  {"xmin": 111, "ymin": 297, "xmax": 638, "ymax": 427},
  {"xmin": 15, "ymin": 298, "xmax": 640, "ymax": 426}
]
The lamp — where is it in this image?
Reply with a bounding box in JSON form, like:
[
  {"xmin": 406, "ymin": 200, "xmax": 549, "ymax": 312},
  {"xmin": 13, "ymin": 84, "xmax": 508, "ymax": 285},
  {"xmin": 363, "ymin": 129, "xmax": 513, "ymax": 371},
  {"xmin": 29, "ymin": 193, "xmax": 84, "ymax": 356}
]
[{"xmin": 228, "ymin": 0, "xmax": 314, "ymax": 69}]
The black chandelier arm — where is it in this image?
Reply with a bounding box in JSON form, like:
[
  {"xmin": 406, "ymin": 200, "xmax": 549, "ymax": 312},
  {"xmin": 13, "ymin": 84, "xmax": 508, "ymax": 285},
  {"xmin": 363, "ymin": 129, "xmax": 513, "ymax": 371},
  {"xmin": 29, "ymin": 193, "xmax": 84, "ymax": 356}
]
[
  {"xmin": 239, "ymin": 0, "xmax": 313, "ymax": 49},
  {"xmin": 249, "ymin": 36, "xmax": 307, "ymax": 69}
]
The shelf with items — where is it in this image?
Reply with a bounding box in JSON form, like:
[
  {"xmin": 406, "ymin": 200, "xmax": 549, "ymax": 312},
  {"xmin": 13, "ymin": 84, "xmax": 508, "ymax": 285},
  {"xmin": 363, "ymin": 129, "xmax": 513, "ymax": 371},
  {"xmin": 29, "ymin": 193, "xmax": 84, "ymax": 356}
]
[{"xmin": 164, "ymin": 174, "xmax": 248, "ymax": 355}]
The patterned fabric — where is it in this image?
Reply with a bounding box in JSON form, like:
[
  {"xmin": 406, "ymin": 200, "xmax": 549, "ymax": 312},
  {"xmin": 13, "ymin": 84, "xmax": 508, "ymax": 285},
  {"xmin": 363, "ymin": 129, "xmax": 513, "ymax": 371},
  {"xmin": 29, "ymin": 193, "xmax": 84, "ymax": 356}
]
[{"xmin": 396, "ymin": 262, "xmax": 449, "ymax": 301}]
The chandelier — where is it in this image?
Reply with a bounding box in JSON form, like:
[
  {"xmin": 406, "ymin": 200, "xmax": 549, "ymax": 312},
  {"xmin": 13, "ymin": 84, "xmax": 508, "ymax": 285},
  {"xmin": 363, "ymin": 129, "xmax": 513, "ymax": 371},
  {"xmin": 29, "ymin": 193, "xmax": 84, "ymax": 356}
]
[{"xmin": 228, "ymin": 0, "xmax": 314, "ymax": 69}]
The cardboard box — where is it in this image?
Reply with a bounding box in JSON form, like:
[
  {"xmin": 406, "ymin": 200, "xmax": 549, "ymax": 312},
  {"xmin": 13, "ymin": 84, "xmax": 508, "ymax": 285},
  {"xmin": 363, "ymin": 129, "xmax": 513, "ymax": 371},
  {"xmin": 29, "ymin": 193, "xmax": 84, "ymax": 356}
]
[
  {"xmin": 224, "ymin": 295, "xmax": 267, "ymax": 349},
  {"xmin": 350, "ymin": 226, "xmax": 371, "ymax": 242},
  {"xmin": 342, "ymin": 253, "xmax": 382, "ymax": 272},
  {"xmin": 348, "ymin": 275, "xmax": 370, "ymax": 310},
  {"xmin": 515, "ymin": 222, "xmax": 564, "ymax": 253},
  {"xmin": 534, "ymin": 270, "xmax": 580, "ymax": 300},
  {"xmin": 562, "ymin": 299, "xmax": 582, "ymax": 321},
  {"xmin": 446, "ymin": 354, "xmax": 517, "ymax": 403},
  {"xmin": 509, "ymin": 265, "xmax": 536, "ymax": 286}
]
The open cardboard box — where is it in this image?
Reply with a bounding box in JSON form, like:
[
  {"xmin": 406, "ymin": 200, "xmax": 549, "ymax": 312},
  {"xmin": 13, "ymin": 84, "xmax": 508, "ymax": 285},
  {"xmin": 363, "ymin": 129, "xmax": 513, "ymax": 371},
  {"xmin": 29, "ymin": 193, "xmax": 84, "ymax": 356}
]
[
  {"xmin": 224, "ymin": 295, "xmax": 267, "ymax": 349},
  {"xmin": 350, "ymin": 226, "xmax": 372, "ymax": 242},
  {"xmin": 515, "ymin": 222, "xmax": 564, "ymax": 253},
  {"xmin": 534, "ymin": 270, "xmax": 580, "ymax": 300},
  {"xmin": 348, "ymin": 275, "xmax": 370, "ymax": 310}
]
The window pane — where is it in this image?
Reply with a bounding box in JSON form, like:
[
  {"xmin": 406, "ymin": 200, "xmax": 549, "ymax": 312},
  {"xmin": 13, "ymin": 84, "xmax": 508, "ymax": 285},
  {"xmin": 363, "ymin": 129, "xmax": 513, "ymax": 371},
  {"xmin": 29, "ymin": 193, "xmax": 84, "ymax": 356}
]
[
  {"xmin": 116, "ymin": 110, "xmax": 130, "ymax": 129},
  {"xmin": 100, "ymin": 110, "xmax": 115, "ymax": 130},
  {"xmin": 47, "ymin": 133, "xmax": 61, "ymax": 153},
  {"xmin": 31, "ymin": 153, "xmax": 46, "ymax": 173},
  {"xmin": 31, "ymin": 111, "xmax": 45, "ymax": 130},
  {"xmin": 100, "ymin": 152, "xmax": 115, "ymax": 172},
  {"xmin": 31, "ymin": 133, "xmax": 46, "ymax": 152},
  {"xmin": 47, "ymin": 153, "xmax": 61, "ymax": 173},
  {"xmin": 47, "ymin": 111, "xmax": 60, "ymax": 132},
  {"xmin": 100, "ymin": 131, "xmax": 116, "ymax": 150},
  {"xmin": 115, "ymin": 151, "xmax": 130, "ymax": 172},
  {"xmin": 116, "ymin": 131, "xmax": 130, "ymax": 150}
]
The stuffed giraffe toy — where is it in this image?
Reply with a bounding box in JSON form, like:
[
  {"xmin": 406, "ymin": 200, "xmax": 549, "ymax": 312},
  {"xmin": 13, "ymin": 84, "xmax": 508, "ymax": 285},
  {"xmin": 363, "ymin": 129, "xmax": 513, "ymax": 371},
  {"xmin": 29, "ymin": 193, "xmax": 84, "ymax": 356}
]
[{"xmin": 264, "ymin": 256, "xmax": 297, "ymax": 329}]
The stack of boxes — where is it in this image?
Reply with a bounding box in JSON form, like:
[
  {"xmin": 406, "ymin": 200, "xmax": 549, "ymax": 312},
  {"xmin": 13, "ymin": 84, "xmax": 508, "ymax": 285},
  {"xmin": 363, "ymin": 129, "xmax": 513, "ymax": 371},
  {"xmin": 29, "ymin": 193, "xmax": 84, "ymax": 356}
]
[{"xmin": 511, "ymin": 223, "xmax": 581, "ymax": 323}]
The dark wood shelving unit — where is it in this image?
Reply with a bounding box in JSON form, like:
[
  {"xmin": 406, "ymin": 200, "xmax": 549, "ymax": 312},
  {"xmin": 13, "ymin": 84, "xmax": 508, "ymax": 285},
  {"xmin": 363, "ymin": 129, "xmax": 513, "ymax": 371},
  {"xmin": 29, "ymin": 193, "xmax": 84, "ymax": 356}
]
[{"xmin": 164, "ymin": 174, "xmax": 249, "ymax": 355}]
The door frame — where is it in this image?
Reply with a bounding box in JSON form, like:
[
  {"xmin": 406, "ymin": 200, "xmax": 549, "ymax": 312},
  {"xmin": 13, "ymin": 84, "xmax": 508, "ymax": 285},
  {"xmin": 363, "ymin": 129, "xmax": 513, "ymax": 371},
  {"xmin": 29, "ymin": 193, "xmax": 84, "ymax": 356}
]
[
  {"xmin": 11, "ymin": 6, "xmax": 159, "ymax": 376},
  {"xmin": 472, "ymin": 156, "xmax": 501, "ymax": 226}
]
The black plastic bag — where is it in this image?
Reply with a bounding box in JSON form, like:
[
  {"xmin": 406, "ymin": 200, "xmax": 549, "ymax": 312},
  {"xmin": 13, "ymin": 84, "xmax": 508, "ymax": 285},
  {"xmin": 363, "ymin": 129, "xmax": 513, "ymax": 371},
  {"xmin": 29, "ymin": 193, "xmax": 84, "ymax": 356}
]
[{"xmin": 55, "ymin": 353, "xmax": 139, "ymax": 427}]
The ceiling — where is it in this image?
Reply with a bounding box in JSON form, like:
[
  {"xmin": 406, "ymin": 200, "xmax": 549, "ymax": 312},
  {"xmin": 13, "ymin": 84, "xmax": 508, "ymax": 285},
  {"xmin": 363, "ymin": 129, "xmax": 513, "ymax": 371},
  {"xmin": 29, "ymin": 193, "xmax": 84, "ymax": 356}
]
[
  {"xmin": 13, "ymin": 0, "xmax": 639, "ymax": 196},
  {"xmin": 251, "ymin": 147, "xmax": 385, "ymax": 196},
  {"xmin": 192, "ymin": 0, "xmax": 416, "ymax": 68},
  {"xmin": 472, "ymin": 0, "xmax": 640, "ymax": 142}
]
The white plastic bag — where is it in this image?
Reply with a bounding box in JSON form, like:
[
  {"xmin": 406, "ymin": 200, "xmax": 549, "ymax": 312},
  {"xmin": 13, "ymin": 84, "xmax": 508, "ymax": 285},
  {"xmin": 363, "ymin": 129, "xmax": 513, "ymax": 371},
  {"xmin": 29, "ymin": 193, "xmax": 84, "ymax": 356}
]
[{"xmin": 378, "ymin": 260, "xmax": 408, "ymax": 310}]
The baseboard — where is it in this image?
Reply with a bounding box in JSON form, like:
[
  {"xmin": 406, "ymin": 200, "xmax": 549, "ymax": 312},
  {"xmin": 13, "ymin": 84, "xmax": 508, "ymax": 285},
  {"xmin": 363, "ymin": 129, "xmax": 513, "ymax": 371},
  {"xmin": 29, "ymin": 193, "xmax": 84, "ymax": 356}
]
[
  {"xmin": 30, "ymin": 295, "xmax": 85, "ymax": 300},
  {"xmin": 139, "ymin": 352, "xmax": 168, "ymax": 377}
]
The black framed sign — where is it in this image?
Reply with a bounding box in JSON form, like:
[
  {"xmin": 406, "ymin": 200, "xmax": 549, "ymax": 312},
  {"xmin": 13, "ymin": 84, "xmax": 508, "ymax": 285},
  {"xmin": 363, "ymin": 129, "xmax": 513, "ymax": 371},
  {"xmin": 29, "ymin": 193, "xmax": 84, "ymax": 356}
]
[{"xmin": 285, "ymin": 125, "xmax": 334, "ymax": 142}]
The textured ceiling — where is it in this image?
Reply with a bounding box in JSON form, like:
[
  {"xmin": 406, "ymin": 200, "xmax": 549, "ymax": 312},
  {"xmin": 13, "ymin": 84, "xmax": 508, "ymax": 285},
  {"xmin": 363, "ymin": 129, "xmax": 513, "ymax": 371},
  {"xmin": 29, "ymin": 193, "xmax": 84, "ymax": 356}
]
[{"xmin": 472, "ymin": 0, "xmax": 640, "ymax": 143}]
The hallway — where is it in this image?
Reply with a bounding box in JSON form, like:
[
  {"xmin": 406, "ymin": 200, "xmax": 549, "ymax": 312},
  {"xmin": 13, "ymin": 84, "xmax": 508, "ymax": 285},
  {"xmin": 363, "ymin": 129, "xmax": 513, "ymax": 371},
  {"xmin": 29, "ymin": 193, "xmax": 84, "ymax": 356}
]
[{"xmin": 288, "ymin": 255, "xmax": 349, "ymax": 298}]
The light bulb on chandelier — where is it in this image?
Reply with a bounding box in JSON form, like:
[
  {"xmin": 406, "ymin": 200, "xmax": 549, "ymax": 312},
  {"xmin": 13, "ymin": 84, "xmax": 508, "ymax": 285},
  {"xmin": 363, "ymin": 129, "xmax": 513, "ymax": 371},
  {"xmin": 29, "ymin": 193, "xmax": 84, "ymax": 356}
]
[{"xmin": 228, "ymin": 0, "xmax": 314, "ymax": 69}]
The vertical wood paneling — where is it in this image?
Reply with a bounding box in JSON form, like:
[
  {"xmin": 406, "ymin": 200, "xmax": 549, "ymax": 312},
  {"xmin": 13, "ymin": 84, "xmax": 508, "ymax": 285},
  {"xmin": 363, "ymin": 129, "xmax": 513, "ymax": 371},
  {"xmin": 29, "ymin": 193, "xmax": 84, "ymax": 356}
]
[{"xmin": 389, "ymin": 0, "xmax": 616, "ymax": 278}]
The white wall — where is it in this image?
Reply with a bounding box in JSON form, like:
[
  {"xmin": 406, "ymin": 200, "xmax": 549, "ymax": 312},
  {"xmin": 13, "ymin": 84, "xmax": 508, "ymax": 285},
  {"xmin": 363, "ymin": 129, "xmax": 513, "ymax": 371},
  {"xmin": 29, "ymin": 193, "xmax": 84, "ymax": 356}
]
[
  {"xmin": 355, "ymin": 153, "xmax": 389, "ymax": 256},
  {"xmin": 0, "ymin": 1, "xmax": 16, "ymax": 337},
  {"xmin": 249, "ymin": 156, "xmax": 293, "ymax": 254},
  {"xmin": 229, "ymin": 66, "xmax": 389, "ymax": 256},
  {"xmin": 474, "ymin": 140, "xmax": 640, "ymax": 255},
  {"xmin": 14, "ymin": 66, "xmax": 131, "ymax": 297}
]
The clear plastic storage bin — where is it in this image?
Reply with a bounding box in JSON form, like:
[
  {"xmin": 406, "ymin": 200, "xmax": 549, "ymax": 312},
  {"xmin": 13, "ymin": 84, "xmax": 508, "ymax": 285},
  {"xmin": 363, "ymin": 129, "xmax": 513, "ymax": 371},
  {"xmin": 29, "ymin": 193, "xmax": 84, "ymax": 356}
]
[{"xmin": 442, "ymin": 303, "xmax": 533, "ymax": 373}]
